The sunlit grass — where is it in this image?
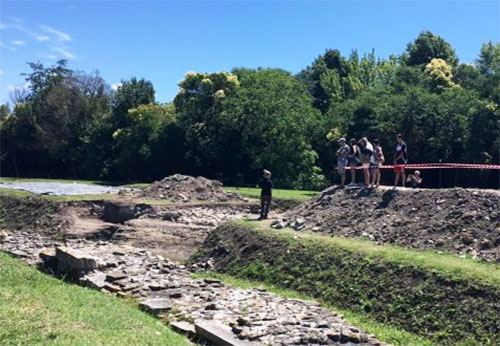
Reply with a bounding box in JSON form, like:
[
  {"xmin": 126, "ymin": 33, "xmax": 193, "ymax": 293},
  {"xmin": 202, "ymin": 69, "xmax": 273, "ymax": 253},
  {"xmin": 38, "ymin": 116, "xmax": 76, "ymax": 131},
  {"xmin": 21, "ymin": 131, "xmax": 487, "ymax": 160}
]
[
  {"xmin": 0, "ymin": 252, "xmax": 189, "ymax": 346},
  {"xmin": 224, "ymin": 186, "xmax": 318, "ymax": 201},
  {"xmin": 239, "ymin": 219, "xmax": 500, "ymax": 286}
]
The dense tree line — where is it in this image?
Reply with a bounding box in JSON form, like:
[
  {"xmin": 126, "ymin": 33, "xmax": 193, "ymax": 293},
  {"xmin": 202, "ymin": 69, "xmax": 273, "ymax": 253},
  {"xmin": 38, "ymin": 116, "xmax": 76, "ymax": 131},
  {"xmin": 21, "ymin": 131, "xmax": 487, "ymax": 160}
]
[{"xmin": 1, "ymin": 31, "xmax": 499, "ymax": 189}]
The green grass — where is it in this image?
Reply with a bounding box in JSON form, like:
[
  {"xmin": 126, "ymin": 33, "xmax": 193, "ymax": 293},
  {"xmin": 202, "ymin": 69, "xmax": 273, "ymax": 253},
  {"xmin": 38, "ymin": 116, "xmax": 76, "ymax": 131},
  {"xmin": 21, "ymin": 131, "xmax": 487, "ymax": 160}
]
[
  {"xmin": 192, "ymin": 271, "xmax": 434, "ymax": 346},
  {"xmin": 242, "ymin": 219, "xmax": 500, "ymax": 286},
  {"xmin": 224, "ymin": 186, "xmax": 318, "ymax": 201},
  {"xmin": 0, "ymin": 251, "xmax": 190, "ymax": 346}
]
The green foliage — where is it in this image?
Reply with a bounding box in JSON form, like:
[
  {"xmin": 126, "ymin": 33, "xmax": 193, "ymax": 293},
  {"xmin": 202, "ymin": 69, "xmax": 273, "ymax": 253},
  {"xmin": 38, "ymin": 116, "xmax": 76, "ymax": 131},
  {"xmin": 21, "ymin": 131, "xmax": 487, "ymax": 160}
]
[
  {"xmin": 424, "ymin": 58, "xmax": 459, "ymax": 92},
  {"xmin": 0, "ymin": 252, "xmax": 189, "ymax": 345},
  {"xmin": 174, "ymin": 71, "xmax": 241, "ymax": 175},
  {"xmin": 404, "ymin": 31, "xmax": 458, "ymax": 67},
  {"xmin": 224, "ymin": 68, "xmax": 324, "ymax": 189}
]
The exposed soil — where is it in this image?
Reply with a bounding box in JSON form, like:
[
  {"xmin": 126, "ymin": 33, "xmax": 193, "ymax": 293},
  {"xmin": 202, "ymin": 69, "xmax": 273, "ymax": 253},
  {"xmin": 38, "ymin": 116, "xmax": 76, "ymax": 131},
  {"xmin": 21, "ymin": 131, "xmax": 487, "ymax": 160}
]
[
  {"xmin": 0, "ymin": 195, "xmax": 71, "ymax": 235},
  {"xmin": 284, "ymin": 186, "xmax": 500, "ymax": 262},
  {"xmin": 139, "ymin": 174, "xmax": 246, "ymax": 203}
]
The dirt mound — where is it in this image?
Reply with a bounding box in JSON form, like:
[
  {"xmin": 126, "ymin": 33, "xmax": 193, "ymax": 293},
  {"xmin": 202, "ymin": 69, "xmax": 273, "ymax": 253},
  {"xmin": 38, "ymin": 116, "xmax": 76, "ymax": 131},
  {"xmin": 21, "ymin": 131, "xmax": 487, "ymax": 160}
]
[
  {"xmin": 140, "ymin": 174, "xmax": 246, "ymax": 203},
  {"xmin": 284, "ymin": 186, "xmax": 500, "ymax": 262},
  {"xmin": 0, "ymin": 195, "xmax": 71, "ymax": 235}
]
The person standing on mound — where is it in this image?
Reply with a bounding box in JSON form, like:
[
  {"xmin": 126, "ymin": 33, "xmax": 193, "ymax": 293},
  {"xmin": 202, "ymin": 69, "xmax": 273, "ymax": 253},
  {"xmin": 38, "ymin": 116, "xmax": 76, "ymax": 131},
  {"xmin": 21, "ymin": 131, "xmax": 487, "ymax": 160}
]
[
  {"xmin": 371, "ymin": 139, "xmax": 385, "ymax": 188},
  {"xmin": 258, "ymin": 170, "xmax": 273, "ymax": 220},
  {"xmin": 335, "ymin": 138, "xmax": 350, "ymax": 188},
  {"xmin": 393, "ymin": 134, "xmax": 408, "ymax": 188},
  {"xmin": 358, "ymin": 137, "xmax": 374, "ymax": 187},
  {"xmin": 347, "ymin": 138, "xmax": 360, "ymax": 185}
]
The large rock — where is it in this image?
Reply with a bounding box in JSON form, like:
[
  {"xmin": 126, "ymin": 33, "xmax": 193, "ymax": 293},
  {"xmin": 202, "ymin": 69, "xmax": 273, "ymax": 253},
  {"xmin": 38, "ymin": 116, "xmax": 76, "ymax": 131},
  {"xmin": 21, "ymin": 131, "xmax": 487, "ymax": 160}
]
[
  {"xmin": 194, "ymin": 320, "xmax": 255, "ymax": 345},
  {"xmin": 80, "ymin": 271, "xmax": 107, "ymax": 289},
  {"xmin": 0, "ymin": 230, "xmax": 8, "ymax": 242},
  {"xmin": 39, "ymin": 247, "xmax": 57, "ymax": 267},
  {"xmin": 139, "ymin": 298, "xmax": 173, "ymax": 315},
  {"xmin": 55, "ymin": 247, "xmax": 99, "ymax": 275}
]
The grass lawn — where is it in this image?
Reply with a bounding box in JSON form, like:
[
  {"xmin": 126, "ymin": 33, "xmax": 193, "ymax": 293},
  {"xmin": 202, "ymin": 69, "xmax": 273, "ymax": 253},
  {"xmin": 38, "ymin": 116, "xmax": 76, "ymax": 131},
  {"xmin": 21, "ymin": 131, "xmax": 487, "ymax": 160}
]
[
  {"xmin": 224, "ymin": 186, "xmax": 318, "ymax": 201},
  {"xmin": 191, "ymin": 271, "xmax": 433, "ymax": 346},
  {"xmin": 0, "ymin": 252, "xmax": 190, "ymax": 346},
  {"xmin": 242, "ymin": 219, "xmax": 500, "ymax": 286}
]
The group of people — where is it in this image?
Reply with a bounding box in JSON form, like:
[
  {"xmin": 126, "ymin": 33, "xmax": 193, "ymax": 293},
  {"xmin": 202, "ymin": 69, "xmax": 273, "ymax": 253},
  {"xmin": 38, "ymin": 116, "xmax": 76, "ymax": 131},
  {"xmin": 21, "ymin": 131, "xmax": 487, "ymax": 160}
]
[
  {"xmin": 257, "ymin": 134, "xmax": 420, "ymax": 219},
  {"xmin": 335, "ymin": 134, "xmax": 418, "ymax": 189}
]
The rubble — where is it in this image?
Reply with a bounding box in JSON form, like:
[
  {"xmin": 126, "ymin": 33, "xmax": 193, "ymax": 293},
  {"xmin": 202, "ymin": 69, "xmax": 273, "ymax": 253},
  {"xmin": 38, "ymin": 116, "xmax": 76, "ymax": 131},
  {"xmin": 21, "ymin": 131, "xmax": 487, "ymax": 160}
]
[
  {"xmin": 0, "ymin": 232, "xmax": 383, "ymax": 345},
  {"xmin": 139, "ymin": 174, "xmax": 246, "ymax": 203},
  {"xmin": 286, "ymin": 186, "xmax": 500, "ymax": 262}
]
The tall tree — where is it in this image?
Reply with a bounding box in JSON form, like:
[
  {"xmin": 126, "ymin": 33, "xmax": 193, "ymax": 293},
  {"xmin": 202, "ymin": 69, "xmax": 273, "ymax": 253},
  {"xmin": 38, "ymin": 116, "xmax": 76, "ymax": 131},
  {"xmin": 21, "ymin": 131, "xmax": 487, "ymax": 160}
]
[{"xmin": 404, "ymin": 31, "xmax": 458, "ymax": 67}]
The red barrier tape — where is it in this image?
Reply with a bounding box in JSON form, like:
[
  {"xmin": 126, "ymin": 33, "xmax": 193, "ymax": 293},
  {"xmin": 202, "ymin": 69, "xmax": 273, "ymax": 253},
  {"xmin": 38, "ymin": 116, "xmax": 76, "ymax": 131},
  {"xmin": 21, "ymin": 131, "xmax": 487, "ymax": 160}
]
[{"xmin": 375, "ymin": 163, "xmax": 500, "ymax": 170}]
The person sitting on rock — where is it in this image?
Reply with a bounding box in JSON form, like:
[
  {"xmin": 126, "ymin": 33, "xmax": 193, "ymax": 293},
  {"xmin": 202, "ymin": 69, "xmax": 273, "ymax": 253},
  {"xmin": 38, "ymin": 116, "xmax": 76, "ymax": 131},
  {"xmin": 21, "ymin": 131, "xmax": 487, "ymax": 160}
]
[
  {"xmin": 258, "ymin": 170, "xmax": 273, "ymax": 220},
  {"xmin": 406, "ymin": 170, "xmax": 422, "ymax": 188}
]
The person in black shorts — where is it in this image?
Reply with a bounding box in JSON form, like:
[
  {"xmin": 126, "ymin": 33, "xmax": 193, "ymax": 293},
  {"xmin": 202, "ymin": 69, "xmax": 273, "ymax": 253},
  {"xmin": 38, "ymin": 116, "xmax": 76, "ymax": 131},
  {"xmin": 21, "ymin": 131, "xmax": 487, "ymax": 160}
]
[
  {"xmin": 347, "ymin": 138, "xmax": 360, "ymax": 185},
  {"xmin": 258, "ymin": 170, "xmax": 273, "ymax": 220}
]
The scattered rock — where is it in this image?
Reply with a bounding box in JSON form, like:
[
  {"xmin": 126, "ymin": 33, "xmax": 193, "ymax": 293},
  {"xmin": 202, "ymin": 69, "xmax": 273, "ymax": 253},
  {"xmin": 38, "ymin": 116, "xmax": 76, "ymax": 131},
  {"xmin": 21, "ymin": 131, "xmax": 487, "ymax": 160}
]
[
  {"xmin": 55, "ymin": 247, "xmax": 98, "ymax": 275},
  {"xmin": 139, "ymin": 174, "xmax": 246, "ymax": 203},
  {"xmin": 139, "ymin": 298, "xmax": 173, "ymax": 315}
]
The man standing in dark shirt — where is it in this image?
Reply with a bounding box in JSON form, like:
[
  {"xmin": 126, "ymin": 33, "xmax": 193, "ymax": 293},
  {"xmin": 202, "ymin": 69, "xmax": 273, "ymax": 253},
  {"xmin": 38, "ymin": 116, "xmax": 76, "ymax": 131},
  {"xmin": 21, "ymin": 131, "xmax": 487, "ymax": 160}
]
[{"xmin": 258, "ymin": 170, "xmax": 273, "ymax": 220}]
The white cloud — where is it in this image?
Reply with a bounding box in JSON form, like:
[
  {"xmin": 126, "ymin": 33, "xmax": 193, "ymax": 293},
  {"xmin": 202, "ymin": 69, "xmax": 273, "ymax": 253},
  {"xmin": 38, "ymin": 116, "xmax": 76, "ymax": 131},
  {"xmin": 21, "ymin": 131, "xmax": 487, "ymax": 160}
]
[
  {"xmin": 111, "ymin": 83, "xmax": 122, "ymax": 91},
  {"xmin": 0, "ymin": 69, "xmax": 3, "ymax": 75},
  {"xmin": 51, "ymin": 46, "xmax": 75, "ymax": 59},
  {"xmin": 9, "ymin": 17, "xmax": 23, "ymax": 24},
  {"xmin": 41, "ymin": 25, "xmax": 72, "ymax": 41},
  {"xmin": 11, "ymin": 40, "xmax": 25, "ymax": 46},
  {"xmin": 37, "ymin": 53, "xmax": 57, "ymax": 60},
  {"xmin": 0, "ymin": 40, "xmax": 17, "ymax": 51},
  {"xmin": 34, "ymin": 33, "xmax": 50, "ymax": 42}
]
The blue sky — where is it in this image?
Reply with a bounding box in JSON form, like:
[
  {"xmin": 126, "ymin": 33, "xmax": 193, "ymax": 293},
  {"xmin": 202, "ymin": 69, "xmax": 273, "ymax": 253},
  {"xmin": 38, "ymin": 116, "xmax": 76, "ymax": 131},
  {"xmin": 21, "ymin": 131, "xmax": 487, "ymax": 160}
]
[{"xmin": 0, "ymin": 0, "xmax": 499, "ymax": 104}]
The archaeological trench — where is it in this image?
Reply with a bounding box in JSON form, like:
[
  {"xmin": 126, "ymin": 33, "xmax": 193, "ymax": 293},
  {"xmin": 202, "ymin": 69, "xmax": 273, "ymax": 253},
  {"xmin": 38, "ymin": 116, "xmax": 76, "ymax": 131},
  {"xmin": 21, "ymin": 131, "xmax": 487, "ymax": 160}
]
[{"xmin": 1, "ymin": 175, "xmax": 499, "ymax": 345}]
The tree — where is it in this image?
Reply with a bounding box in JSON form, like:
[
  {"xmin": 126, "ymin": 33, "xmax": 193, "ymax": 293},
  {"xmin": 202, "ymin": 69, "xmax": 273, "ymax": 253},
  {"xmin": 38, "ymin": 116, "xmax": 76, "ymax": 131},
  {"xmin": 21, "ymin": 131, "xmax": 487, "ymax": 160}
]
[
  {"xmin": 224, "ymin": 68, "xmax": 324, "ymax": 189},
  {"xmin": 174, "ymin": 71, "xmax": 240, "ymax": 176},
  {"xmin": 424, "ymin": 58, "xmax": 458, "ymax": 92},
  {"xmin": 405, "ymin": 31, "xmax": 458, "ymax": 67},
  {"xmin": 111, "ymin": 103, "xmax": 177, "ymax": 180},
  {"xmin": 298, "ymin": 49, "xmax": 362, "ymax": 113},
  {"xmin": 112, "ymin": 77, "xmax": 155, "ymax": 127}
]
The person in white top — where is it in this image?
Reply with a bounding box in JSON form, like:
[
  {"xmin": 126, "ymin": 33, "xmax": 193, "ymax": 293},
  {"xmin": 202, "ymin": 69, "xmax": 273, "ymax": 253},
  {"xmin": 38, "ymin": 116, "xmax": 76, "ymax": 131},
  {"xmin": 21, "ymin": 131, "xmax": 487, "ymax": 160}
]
[{"xmin": 358, "ymin": 137, "xmax": 374, "ymax": 187}]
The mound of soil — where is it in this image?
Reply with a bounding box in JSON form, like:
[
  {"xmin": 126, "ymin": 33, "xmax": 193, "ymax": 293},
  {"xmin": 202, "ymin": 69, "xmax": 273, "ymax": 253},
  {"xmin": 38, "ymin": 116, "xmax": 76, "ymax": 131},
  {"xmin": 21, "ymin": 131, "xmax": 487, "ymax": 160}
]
[
  {"xmin": 0, "ymin": 195, "xmax": 71, "ymax": 235},
  {"xmin": 139, "ymin": 174, "xmax": 246, "ymax": 203},
  {"xmin": 285, "ymin": 186, "xmax": 500, "ymax": 262}
]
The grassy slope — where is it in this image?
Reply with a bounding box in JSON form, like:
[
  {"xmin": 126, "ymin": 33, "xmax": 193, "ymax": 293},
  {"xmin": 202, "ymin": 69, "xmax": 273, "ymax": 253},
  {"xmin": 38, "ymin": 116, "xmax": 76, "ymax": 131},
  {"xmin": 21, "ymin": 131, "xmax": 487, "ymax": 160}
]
[
  {"xmin": 192, "ymin": 272, "xmax": 433, "ymax": 346},
  {"xmin": 0, "ymin": 252, "xmax": 189, "ymax": 346},
  {"xmin": 193, "ymin": 221, "xmax": 500, "ymax": 345},
  {"xmin": 247, "ymin": 220, "xmax": 500, "ymax": 286}
]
